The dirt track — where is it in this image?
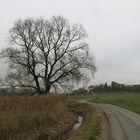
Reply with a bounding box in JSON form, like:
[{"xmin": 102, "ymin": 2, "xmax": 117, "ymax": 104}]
[{"xmin": 94, "ymin": 103, "xmax": 140, "ymax": 140}]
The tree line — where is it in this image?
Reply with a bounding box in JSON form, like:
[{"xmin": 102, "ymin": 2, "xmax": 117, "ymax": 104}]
[
  {"xmin": 90, "ymin": 82, "xmax": 140, "ymax": 92},
  {"xmin": 72, "ymin": 81, "xmax": 140, "ymax": 95}
]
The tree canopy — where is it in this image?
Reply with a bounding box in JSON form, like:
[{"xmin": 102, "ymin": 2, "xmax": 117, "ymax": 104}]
[{"xmin": 0, "ymin": 16, "xmax": 96, "ymax": 94}]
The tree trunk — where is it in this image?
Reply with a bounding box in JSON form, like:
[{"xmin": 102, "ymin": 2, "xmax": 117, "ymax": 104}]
[
  {"xmin": 34, "ymin": 76, "xmax": 42, "ymax": 95},
  {"xmin": 45, "ymin": 84, "xmax": 51, "ymax": 95}
]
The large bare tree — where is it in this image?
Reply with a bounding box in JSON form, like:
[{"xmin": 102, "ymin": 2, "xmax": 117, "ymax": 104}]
[{"xmin": 0, "ymin": 16, "xmax": 96, "ymax": 94}]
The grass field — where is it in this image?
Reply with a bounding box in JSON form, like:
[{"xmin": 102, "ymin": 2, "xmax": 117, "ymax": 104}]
[{"xmin": 90, "ymin": 92, "xmax": 140, "ymax": 114}]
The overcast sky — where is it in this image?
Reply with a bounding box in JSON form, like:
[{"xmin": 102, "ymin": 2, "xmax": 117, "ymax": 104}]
[{"xmin": 0, "ymin": 0, "xmax": 140, "ymax": 85}]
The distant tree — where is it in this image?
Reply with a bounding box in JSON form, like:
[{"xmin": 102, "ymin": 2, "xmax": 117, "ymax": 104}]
[
  {"xmin": 72, "ymin": 87, "xmax": 88, "ymax": 95},
  {"xmin": 120, "ymin": 84, "xmax": 125, "ymax": 91},
  {"xmin": 104, "ymin": 82, "xmax": 109, "ymax": 91},
  {"xmin": 0, "ymin": 16, "xmax": 96, "ymax": 95},
  {"xmin": 111, "ymin": 81, "xmax": 121, "ymax": 91}
]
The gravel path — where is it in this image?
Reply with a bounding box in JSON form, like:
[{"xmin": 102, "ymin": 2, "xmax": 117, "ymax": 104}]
[{"xmin": 94, "ymin": 103, "xmax": 140, "ymax": 140}]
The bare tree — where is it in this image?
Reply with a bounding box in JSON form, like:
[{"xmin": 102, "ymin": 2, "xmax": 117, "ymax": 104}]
[{"xmin": 0, "ymin": 16, "xmax": 96, "ymax": 95}]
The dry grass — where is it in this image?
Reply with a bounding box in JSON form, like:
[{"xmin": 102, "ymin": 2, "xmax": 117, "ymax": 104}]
[{"xmin": 0, "ymin": 95, "xmax": 68, "ymax": 140}]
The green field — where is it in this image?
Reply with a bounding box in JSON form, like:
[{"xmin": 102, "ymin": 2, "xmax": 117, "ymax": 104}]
[{"xmin": 90, "ymin": 92, "xmax": 140, "ymax": 114}]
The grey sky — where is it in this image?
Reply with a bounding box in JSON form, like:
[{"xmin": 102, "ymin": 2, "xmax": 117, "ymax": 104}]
[{"xmin": 0, "ymin": 0, "xmax": 140, "ymax": 85}]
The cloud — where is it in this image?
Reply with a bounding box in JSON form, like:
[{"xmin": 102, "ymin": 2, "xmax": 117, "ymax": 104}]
[{"xmin": 0, "ymin": 0, "xmax": 140, "ymax": 84}]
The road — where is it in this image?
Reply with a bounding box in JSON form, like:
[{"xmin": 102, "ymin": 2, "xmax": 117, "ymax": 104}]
[
  {"xmin": 81, "ymin": 100, "xmax": 140, "ymax": 140},
  {"xmin": 95, "ymin": 103, "xmax": 140, "ymax": 140}
]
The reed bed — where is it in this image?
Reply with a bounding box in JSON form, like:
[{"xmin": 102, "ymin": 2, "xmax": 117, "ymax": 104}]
[{"xmin": 0, "ymin": 95, "xmax": 68, "ymax": 140}]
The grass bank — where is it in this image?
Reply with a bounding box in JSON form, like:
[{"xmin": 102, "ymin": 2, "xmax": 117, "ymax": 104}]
[
  {"xmin": 68, "ymin": 99, "xmax": 102, "ymax": 140},
  {"xmin": 90, "ymin": 92, "xmax": 140, "ymax": 114},
  {"xmin": 86, "ymin": 116, "xmax": 101, "ymax": 140}
]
